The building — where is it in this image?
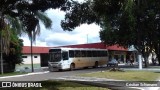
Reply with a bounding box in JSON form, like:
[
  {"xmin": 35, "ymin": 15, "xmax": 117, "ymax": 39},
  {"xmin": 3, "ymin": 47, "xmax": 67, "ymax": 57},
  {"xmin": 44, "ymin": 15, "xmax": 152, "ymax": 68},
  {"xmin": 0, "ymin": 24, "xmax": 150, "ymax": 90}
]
[
  {"xmin": 21, "ymin": 46, "xmax": 50, "ymax": 69},
  {"xmin": 21, "ymin": 42, "xmax": 128, "ymax": 69}
]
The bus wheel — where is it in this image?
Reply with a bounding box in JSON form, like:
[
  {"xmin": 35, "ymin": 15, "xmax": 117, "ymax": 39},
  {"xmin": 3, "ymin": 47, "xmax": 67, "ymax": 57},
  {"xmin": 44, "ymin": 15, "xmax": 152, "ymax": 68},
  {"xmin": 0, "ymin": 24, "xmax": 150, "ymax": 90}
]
[
  {"xmin": 94, "ymin": 61, "xmax": 98, "ymax": 68},
  {"xmin": 70, "ymin": 63, "xmax": 75, "ymax": 71}
]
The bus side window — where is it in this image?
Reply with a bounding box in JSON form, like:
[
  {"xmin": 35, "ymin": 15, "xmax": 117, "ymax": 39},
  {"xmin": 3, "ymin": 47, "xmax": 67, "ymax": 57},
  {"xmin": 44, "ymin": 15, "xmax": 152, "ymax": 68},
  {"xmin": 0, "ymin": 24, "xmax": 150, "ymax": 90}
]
[
  {"xmin": 87, "ymin": 51, "xmax": 92, "ymax": 57},
  {"xmin": 99, "ymin": 51, "xmax": 102, "ymax": 57},
  {"xmin": 105, "ymin": 51, "xmax": 108, "ymax": 56},
  {"xmin": 102, "ymin": 51, "xmax": 105, "ymax": 57},
  {"xmin": 69, "ymin": 50, "xmax": 74, "ymax": 58},
  {"xmin": 81, "ymin": 50, "xmax": 86, "ymax": 57},
  {"xmin": 93, "ymin": 51, "xmax": 98, "ymax": 57},
  {"xmin": 75, "ymin": 50, "xmax": 81, "ymax": 57},
  {"xmin": 97, "ymin": 51, "xmax": 101, "ymax": 57},
  {"xmin": 62, "ymin": 51, "xmax": 69, "ymax": 60}
]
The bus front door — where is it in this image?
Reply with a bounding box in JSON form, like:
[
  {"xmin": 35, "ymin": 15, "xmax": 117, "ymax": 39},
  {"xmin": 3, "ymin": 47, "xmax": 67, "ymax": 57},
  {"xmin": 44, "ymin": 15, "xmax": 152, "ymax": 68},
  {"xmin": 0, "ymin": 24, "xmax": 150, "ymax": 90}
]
[{"xmin": 62, "ymin": 51, "xmax": 70, "ymax": 69}]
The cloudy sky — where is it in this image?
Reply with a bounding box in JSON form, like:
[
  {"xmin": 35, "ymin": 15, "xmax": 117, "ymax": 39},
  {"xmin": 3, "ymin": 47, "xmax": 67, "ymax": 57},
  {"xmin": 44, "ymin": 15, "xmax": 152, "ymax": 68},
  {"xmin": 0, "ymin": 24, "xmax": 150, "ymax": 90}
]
[{"xmin": 20, "ymin": 1, "xmax": 101, "ymax": 47}]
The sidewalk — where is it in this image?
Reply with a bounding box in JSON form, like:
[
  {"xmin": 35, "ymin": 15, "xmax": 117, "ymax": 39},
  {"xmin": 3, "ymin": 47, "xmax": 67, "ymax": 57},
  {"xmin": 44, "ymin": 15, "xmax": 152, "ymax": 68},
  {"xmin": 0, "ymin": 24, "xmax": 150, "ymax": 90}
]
[{"xmin": 117, "ymin": 64, "xmax": 160, "ymax": 71}]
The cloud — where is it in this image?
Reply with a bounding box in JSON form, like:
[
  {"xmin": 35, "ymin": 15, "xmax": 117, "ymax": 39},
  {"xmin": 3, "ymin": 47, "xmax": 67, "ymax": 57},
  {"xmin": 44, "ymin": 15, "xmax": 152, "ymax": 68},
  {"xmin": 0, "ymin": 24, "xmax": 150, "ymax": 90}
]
[{"xmin": 20, "ymin": 9, "xmax": 101, "ymax": 47}]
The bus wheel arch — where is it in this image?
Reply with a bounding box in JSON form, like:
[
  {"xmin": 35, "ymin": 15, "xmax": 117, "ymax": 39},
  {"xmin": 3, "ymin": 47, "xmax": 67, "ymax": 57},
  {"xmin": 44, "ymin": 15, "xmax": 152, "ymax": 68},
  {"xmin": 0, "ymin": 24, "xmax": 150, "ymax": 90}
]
[{"xmin": 70, "ymin": 63, "xmax": 75, "ymax": 71}]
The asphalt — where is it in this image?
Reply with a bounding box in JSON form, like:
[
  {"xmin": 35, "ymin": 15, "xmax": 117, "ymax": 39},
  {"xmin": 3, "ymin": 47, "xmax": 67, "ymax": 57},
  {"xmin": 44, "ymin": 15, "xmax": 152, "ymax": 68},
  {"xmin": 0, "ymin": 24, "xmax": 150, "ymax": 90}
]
[{"xmin": 1, "ymin": 64, "xmax": 160, "ymax": 90}]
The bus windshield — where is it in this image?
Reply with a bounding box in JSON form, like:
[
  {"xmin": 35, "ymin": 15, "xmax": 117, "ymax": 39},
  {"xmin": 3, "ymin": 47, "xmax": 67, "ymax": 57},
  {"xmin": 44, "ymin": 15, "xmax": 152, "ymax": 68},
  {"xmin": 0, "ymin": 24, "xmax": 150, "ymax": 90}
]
[{"xmin": 49, "ymin": 50, "xmax": 61, "ymax": 62}]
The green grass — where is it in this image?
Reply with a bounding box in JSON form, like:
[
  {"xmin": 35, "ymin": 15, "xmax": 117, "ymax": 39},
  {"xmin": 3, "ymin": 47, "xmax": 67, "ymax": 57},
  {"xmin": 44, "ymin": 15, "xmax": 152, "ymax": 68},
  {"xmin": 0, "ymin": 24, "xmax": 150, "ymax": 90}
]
[
  {"xmin": 2, "ymin": 80, "xmax": 110, "ymax": 90},
  {"xmin": 78, "ymin": 70, "xmax": 160, "ymax": 81},
  {"xmin": 0, "ymin": 72, "xmax": 27, "ymax": 77}
]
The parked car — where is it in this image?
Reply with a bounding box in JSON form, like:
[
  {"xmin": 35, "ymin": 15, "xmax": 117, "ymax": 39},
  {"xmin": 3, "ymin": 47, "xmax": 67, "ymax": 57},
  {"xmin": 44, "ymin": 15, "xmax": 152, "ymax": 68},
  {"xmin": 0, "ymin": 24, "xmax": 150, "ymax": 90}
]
[{"xmin": 107, "ymin": 59, "xmax": 118, "ymax": 67}]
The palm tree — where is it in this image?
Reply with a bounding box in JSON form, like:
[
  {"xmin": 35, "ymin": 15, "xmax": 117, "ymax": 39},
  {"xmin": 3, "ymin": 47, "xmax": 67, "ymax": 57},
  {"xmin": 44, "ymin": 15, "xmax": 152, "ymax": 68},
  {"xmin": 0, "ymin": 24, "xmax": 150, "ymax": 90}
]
[
  {"xmin": 0, "ymin": 11, "xmax": 52, "ymax": 73},
  {"xmin": 24, "ymin": 11, "xmax": 52, "ymax": 72},
  {"xmin": 0, "ymin": 15, "xmax": 14, "ymax": 74},
  {"xmin": 13, "ymin": 11, "xmax": 52, "ymax": 72}
]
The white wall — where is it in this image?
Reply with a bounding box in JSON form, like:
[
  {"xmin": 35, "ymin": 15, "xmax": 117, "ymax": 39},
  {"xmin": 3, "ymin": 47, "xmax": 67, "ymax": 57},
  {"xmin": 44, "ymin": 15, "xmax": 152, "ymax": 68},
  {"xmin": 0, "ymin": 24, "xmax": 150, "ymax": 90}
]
[{"xmin": 22, "ymin": 54, "xmax": 41, "ymax": 64}]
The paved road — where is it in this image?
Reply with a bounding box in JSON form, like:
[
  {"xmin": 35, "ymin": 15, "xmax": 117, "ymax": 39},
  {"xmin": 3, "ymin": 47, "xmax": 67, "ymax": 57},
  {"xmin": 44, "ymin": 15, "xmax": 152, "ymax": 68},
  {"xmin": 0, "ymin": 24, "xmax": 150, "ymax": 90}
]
[
  {"xmin": 0, "ymin": 67, "xmax": 109, "ymax": 81},
  {"xmin": 0, "ymin": 65, "xmax": 160, "ymax": 90},
  {"xmin": 1, "ymin": 64, "xmax": 160, "ymax": 81}
]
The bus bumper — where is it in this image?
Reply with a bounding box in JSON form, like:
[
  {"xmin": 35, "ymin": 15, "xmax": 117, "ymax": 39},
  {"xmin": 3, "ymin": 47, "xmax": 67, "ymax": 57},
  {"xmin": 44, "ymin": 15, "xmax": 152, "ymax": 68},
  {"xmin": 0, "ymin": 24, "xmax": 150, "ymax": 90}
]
[{"xmin": 48, "ymin": 66, "xmax": 62, "ymax": 72}]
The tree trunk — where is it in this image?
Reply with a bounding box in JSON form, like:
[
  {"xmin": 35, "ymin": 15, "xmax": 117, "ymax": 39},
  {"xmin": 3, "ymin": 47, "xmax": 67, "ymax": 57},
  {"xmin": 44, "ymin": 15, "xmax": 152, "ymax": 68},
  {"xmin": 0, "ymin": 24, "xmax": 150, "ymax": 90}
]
[
  {"xmin": 144, "ymin": 54, "xmax": 149, "ymax": 68},
  {"xmin": 144, "ymin": 59, "xmax": 149, "ymax": 68}
]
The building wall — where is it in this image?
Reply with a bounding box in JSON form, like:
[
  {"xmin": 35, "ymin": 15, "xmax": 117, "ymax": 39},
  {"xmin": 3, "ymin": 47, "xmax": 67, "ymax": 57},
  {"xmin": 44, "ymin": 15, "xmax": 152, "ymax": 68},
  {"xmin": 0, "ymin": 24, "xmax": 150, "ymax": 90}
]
[
  {"xmin": 15, "ymin": 54, "xmax": 41, "ymax": 71},
  {"xmin": 22, "ymin": 54, "xmax": 41, "ymax": 64}
]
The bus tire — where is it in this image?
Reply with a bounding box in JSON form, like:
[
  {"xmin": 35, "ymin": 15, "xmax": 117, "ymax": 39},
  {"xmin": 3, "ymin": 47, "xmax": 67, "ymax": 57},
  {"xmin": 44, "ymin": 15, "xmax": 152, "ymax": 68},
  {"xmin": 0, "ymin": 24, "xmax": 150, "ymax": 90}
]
[
  {"xmin": 70, "ymin": 63, "xmax": 75, "ymax": 71},
  {"xmin": 94, "ymin": 61, "xmax": 98, "ymax": 68}
]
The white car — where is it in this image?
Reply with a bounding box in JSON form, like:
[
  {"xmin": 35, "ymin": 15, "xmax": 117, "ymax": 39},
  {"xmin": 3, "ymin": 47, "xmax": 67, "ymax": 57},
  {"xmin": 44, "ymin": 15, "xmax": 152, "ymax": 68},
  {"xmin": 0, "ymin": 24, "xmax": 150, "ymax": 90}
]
[{"xmin": 107, "ymin": 59, "xmax": 118, "ymax": 66}]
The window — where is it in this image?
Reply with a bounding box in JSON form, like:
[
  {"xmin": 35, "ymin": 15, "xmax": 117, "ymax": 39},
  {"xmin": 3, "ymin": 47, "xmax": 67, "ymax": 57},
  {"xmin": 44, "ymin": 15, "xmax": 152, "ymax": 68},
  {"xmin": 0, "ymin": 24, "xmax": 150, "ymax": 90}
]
[
  {"xmin": 87, "ymin": 51, "xmax": 92, "ymax": 57},
  {"xmin": 69, "ymin": 50, "xmax": 74, "ymax": 58},
  {"xmin": 62, "ymin": 51, "xmax": 69, "ymax": 60},
  {"xmin": 99, "ymin": 51, "xmax": 103, "ymax": 57},
  {"xmin": 81, "ymin": 50, "xmax": 86, "ymax": 57},
  {"xmin": 105, "ymin": 51, "xmax": 108, "ymax": 56},
  {"xmin": 75, "ymin": 50, "xmax": 81, "ymax": 57},
  {"xmin": 22, "ymin": 56, "xmax": 27, "ymax": 58},
  {"xmin": 34, "ymin": 56, "xmax": 37, "ymax": 58},
  {"xmin": 97, "ymin": 51, "xmax": 101, "ymax": 57},
  {"xmin": 99, "ymin": 51, "xmax": 108, "ymax": 57},
  {"xmin": 93, "ymin": 51, "xmax": 98, "ymax": 57}
]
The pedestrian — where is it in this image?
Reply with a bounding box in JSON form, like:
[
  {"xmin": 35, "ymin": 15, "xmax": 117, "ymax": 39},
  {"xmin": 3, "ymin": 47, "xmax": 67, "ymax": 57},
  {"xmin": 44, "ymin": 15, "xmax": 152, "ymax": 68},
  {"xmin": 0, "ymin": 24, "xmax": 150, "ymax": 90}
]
[
  {"xmin": 130, "ymin": 56, "xmax": 134, "ymax": 66},
  {"xmin": 130, "ymin": 58, "xmax": 134, "ymax": 66}
]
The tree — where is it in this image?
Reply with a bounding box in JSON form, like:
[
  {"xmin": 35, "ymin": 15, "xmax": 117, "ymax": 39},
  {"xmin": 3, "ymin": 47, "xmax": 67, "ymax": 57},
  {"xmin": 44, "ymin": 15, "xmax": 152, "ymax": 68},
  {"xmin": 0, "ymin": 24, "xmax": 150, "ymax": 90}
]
[
  {"xmin": 0, "ymin": 0, "xmax": 72, "ymax": 73},
  {"xmin": 25, "ymin": 11, "xmax": 52, "ymax": 72},
  {"xmin": 0, "ymin": 0, "xmax": 71, "ymax": 52},
  {"xmin": 61, "ymin": 0, "xmax": 160, "ymax": 66},
  {"xmin": 0, "ymin": 12, "xmax": 52, "ymax": 73},
  {"xmin": 99, "ymin": 0, "xmax": 160, "ymax": 66},
  {"xmin": 3, "ymin": 30, "xmax": 23, "ymax": 73}
]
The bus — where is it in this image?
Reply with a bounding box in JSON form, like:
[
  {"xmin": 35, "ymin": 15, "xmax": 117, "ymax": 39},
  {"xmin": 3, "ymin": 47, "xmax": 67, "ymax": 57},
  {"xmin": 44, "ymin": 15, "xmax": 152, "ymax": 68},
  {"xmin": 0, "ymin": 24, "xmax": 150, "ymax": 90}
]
[{"xmin": 48, "ymin": 48, "xmax": 109, "ymax": 71}]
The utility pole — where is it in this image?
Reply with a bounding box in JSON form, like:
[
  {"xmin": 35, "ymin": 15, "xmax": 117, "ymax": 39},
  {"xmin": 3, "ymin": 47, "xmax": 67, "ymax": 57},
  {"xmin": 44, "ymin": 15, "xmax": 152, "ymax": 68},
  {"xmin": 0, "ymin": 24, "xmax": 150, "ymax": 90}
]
[
  {"xmin": 87, "ymin": 34, "xmax": 88, "ymax": 43},
  {"xmin": 31, "ymin": 31, "xmax": 34, "ymax": 72},
  {"xmin": 0, "ymin": 11, "xmax": 4, "ymax": 74},
  {"xmin": 0, "ymin": 31, "xmax": 3, "ymax": 74}
]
